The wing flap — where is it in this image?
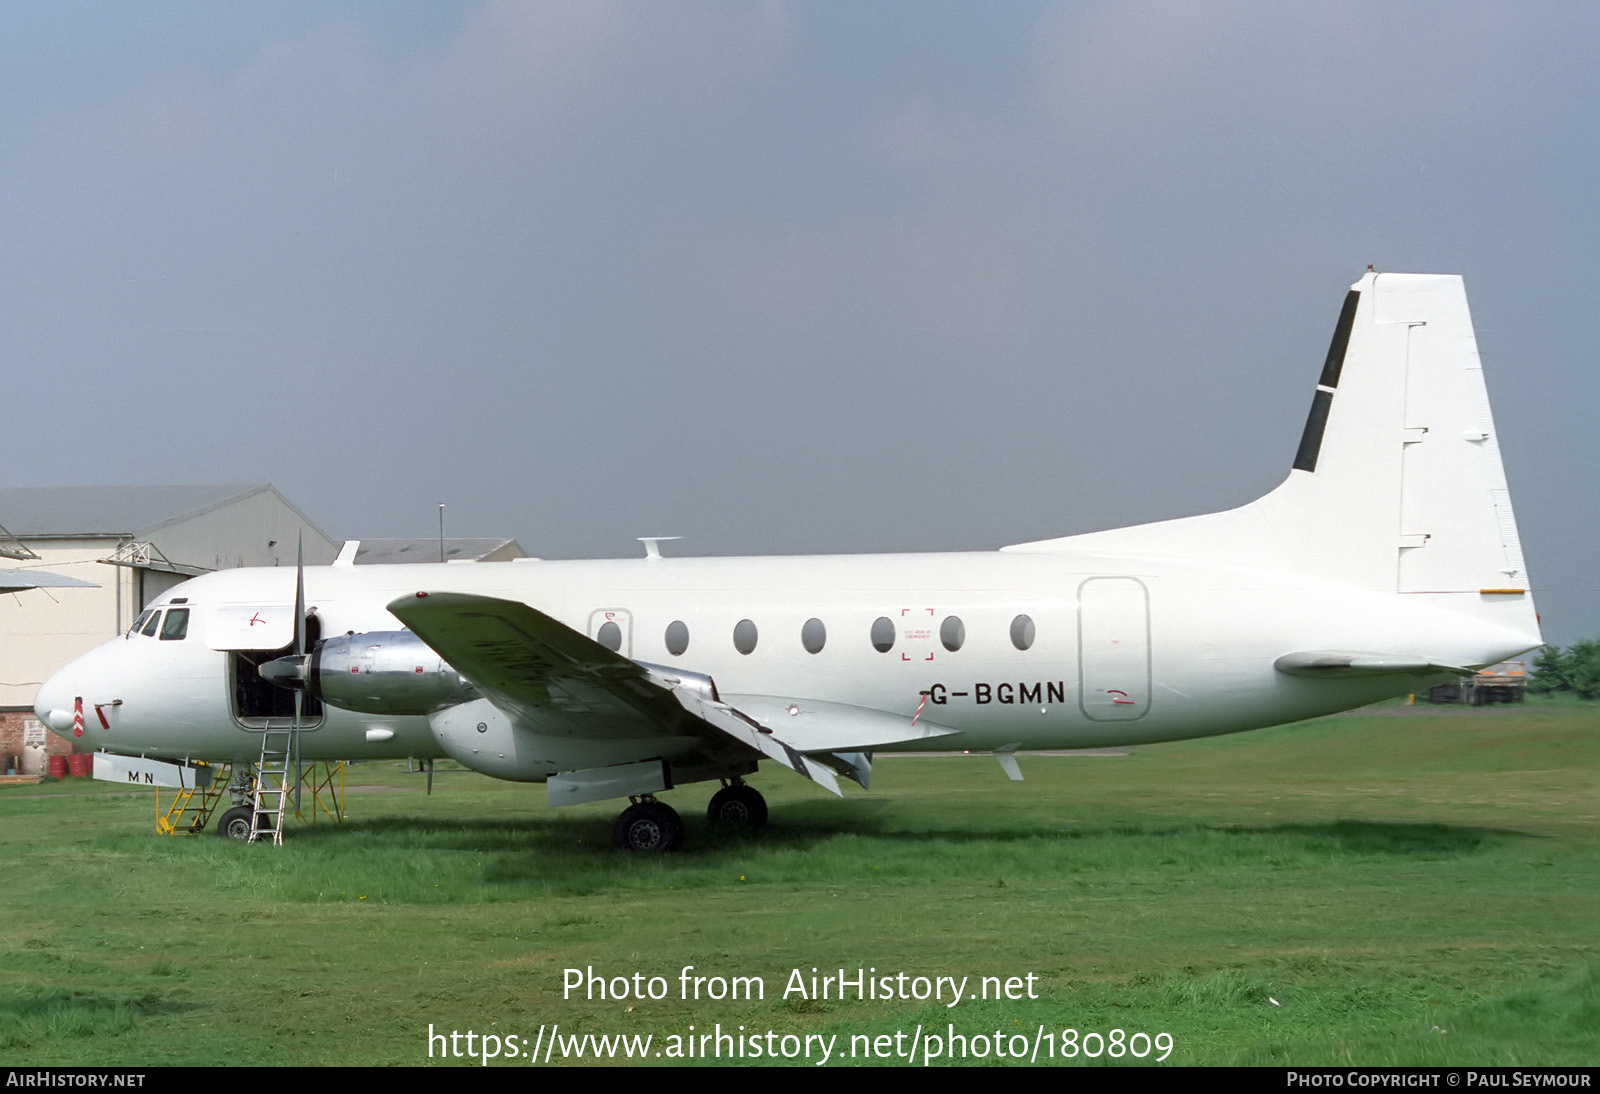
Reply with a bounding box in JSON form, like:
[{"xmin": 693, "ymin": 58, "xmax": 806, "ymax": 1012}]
[
  {"xmin": 669, "ymin": 689, "xmax": 842, "ymax": 797},
  {"xmin": 719, "ymin": 693, "xmax": 958, "ymax": 752}
]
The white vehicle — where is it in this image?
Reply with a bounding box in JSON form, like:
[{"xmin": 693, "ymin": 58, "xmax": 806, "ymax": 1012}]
[{"xmin": 35, "ymin": 272, "xmax": 1539, "ymax": 850}]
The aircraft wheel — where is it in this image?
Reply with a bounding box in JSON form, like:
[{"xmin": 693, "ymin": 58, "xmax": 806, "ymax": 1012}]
[
  {"xmin": 217, "ymin": 806, "xmax": 255, "ymax": 841},
  {"xmin": 707, "ymin": 784, "xmax": 768, "ymax": 829},
  {"xmin": 614, "ymin": 801, "xmax": 684, "ymax": 852}
]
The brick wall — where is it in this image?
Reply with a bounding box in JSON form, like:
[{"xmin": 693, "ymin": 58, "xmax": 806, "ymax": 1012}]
[{"xmin": 0, "ymin": 707, "xmax": 76, "ymax": 775}]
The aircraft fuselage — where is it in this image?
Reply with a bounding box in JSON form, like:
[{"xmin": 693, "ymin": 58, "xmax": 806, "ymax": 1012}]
[
  {"xmin": 37, "ymin": 547, "xmax": 1528, "ymax": 769},
  {"xmin": 32, "ymin": 272, "xmax": 1543, "ymax": 849}
]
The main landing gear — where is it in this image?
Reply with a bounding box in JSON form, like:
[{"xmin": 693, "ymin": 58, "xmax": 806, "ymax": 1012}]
[
  {"xmin": 614, "ymin": 798, "xmax": 685, "ymax": 852},
  {"xmin": 707, "ymin": 781, "xmax": 768, "ymax": 829},
  {"xmin": 611, "ymin": 781, "xmax": 770, "ymax": 851}
]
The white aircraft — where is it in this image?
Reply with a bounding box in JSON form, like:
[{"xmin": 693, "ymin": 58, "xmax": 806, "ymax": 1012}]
[{"xmin": 34, "ymin": 272, "xmax": 1539, "ymax": 850}]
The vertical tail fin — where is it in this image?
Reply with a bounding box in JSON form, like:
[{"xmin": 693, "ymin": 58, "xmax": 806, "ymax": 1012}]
[
  {"xmin": 1007, "ymin": 271, "xmax": 1538, "ymax": 646},
  {"xmin": 1266, "ymin": 271, "xmax": 1530, "ymax": 596}
]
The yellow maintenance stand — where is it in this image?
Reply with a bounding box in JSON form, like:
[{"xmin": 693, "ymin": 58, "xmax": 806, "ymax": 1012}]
[{"xmin": 156, "ymin": 760, "xmax": 346, "ymax": 839}]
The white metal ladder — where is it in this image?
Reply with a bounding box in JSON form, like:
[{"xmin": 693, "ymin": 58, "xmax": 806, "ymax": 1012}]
[{"xmin": 248, "ymin": 723, "xmax": 298, "ymax": 845}]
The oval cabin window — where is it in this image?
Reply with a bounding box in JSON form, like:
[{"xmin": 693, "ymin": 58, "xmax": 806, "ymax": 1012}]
[
  {"xmin": 940, "ymin": 615, "xmax": 965, "ymax": 653},
  {"xmin": 1010, "ymin": 614, "xmax": 1036, "ymax": 651}
]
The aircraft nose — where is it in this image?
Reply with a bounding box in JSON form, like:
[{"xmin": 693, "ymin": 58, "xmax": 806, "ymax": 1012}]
[{"xmin": 35, "ymin": 663, "xmax": 83, "ymax": 739}]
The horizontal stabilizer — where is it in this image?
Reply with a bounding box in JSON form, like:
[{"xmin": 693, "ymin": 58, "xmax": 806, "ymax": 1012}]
[{"xmin": 1274, "ymin": 650, "xmax": 1470, "ymax": 678}]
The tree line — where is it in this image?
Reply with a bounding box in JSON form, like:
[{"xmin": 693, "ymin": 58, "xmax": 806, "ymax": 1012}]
[{"xmin": 1530, "ymin": 639, "xmax": 1600, "ymax": 699}]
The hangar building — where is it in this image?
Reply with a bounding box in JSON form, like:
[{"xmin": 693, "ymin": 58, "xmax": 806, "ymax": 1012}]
[
  {"xmin": 0, "ymin": 484, "xmax": 338, "ymax": 771},
  {"xmin": 0, "ymin": 484, "xmax": 527, "ymax": 775}
]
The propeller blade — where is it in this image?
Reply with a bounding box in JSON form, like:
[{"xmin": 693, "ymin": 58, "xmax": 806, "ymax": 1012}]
[
  {"xmin": 293, "ymin": 533, "xmax": 305, "ymax": 745},
  {"xmin": 294, "ymin": 534, "xmax": 306, "ymax": 658}
]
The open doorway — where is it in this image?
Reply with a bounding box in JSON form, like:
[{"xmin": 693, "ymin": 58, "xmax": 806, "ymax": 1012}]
[{"xmin": 230, "ymin": 613, "xmax": 324, "ymax": 728}]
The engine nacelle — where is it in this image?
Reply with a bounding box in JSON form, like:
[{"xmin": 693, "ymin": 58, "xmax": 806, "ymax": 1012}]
[
  {"xmin": 261, "ymin": 636, "xmax": 720, "ymax": 723},
  {"xmin": 308, "ymin": 630, "xmax": 478, "ymax": 716}
]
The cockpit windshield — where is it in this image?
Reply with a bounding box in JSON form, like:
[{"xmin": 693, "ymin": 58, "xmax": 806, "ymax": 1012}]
[
  {"xmin": 140, "ymin": 611, "xmax": 161, "ymax": 637},
  {"xmin": 159, "ymin": 608, "xmax": 190, "ymax": 641},
  {"xmin": 129, "ymin": 610, "xmax": 154, "ymax": 636}
]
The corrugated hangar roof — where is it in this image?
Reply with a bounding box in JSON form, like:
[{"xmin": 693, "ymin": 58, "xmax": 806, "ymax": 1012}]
[{"xmin": 0, "ymin": 484, "xmax": 291, "ymax": 536}]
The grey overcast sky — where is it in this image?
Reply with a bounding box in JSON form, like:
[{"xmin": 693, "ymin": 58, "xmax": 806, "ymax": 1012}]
[{"xmin": 6, "ymin": 2, "xmax": 1598, "ymax": 645}]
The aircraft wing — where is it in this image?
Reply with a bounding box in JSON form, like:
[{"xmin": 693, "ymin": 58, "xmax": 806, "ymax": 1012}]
[{"xmin": 387, "ymin": 591, "xmax": 842, "ymax": 796}]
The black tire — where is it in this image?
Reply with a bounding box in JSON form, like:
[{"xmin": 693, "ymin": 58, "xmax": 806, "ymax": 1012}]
[
  {"xmin": 217, "ymin": 805, "xmax": 256, "ymax": 841},
  {"xmin": 707, "ymin": 784, "xmax": 768, "ymax": 829},
  {"xmin": 613, "ymin": 802, "xmax": 685, "ymax": 852}
]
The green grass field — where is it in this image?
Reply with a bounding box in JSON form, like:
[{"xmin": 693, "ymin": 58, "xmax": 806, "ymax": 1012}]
[{"xmin": 3, "ymin": 698, "xmax": 1595, "ymax": 1067}]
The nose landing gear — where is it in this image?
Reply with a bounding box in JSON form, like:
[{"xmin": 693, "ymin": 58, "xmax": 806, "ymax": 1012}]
[{"xmin": 216, "ymin": 804, "xmax": 271, "ymax": 841}]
